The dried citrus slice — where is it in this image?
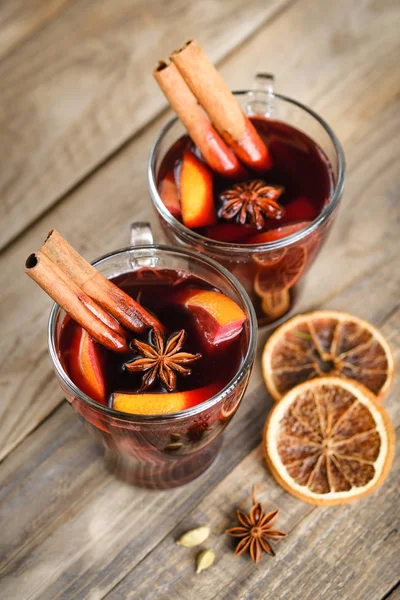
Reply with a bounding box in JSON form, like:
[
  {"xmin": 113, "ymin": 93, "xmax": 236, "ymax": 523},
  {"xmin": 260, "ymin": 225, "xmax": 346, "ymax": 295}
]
[
  {"xmin": 254, "ymin": 245, "xmax": 307, "ymax": 295},
  {"xmin": 262, "ymin": 311, "xmax": 394, "ymax": 401},
  {"xmin": 252, "ymin": 247, "xmax": 286, "ymax": 268},
  {"xmin": 260, "ymin": 290, "xmax": 290, "ymax": 320},
  {"xmin": 263, "ymin": 377, "xmax": 395, "ymax": 505},
  {"xmin": 220, "ymin": 383, "xmax": 247, "ymax": 420}
]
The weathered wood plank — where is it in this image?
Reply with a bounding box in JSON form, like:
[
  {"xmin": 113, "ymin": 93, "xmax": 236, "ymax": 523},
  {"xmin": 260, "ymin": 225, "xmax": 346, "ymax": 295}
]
[
  {"xmin": 0, "ymin": 250, "xmax": 398, "ymax": 600},
  {"xmin": 98, "ymin": 309, "xmax": 400, "ymax": 600},
  {"xmin": 0, "ymin": 384, "xmax": 271, "ymax": 598},
  {"xmin": 387, "ymin": 584, "xmax": 400, "ymax": 600},
  {"xmin": 0, "ymin": 0, "xmax": 291, "ymax": 250},
  {"xmin": 1, "ymin": 54, "xmax": 398, "ymax": 463},
  {"xmin": 112, "ymin": 440, "xmax": 399, "ymax": 600},
  {"xmin": 0, "ymin": 0, "xmax": 74, "ymax": 60}
]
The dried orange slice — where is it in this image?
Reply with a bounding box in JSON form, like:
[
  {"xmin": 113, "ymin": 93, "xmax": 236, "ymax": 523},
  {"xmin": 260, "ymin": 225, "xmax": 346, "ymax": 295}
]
[
  {"xmin": 220, "ymin": 382, "xmax": 248, "ymax": 420},
  {"xmin": 254, "ymin": 245, "xmax": 307, "ymax": 295},
  {"xmin": 262, "ymin": 311, "xmax": 394, "ymax": 401},
  {"xmin": 252, "ymin": 247, "xmax": 286, "ymax": 268},
  {"xmin": 260, "ymin": 290, "xmax": 290, "ymax": 320},
  {"xmin": 263, "ymin": 377, "xmax": 395, "ymax": 505}
]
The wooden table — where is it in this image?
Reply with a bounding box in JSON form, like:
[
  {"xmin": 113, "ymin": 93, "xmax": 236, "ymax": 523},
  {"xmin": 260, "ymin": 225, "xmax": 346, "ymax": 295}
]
[{"xmin": 1, "ymin": 1, "xmax": 399, "ymax": 598}]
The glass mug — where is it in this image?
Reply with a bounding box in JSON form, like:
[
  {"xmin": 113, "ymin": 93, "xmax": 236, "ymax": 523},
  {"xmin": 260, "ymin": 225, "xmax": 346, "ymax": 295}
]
[
  {"xmin": 48, "ymin": 225, "xmax": 257, "ymax": 489},
  {"xmin": 148, "ymin": 76, "xmax": 346, "ymax": 327}
]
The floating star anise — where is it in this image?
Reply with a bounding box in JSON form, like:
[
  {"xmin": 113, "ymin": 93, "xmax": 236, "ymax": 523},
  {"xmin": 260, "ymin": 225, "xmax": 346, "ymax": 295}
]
[
  {"xmin": 225, "ymin": 486, "xmax": 286, "ymax": 563},
  {"xmin": 124, "ymin": 329, "xmax": 201, "ymax": 392},
  {"xmin": 219, "ymin": 180, "xmax": 285, "ymax": 229}
]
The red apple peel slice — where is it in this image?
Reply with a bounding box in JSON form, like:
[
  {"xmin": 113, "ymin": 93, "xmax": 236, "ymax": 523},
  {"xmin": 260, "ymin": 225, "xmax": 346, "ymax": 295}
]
[
  {"xmin": 205, "ymin": 223, "xmax": 257, "ymax": 243},
  {"xmin": 159, "ymin": 170, "xmax": 181, "ymax": 218},
  {"xmin": 281, "ymin": 197, "xmax": 318, "ymax": 223}
]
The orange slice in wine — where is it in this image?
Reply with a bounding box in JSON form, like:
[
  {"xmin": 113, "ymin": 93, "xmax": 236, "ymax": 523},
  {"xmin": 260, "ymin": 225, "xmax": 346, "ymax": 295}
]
[
  {"xmin": 246, "ymin": 221, "xmax": 311, "ymax": 244},
  {"xmin": 260, "ymin": 290, "xmax": 290, "ymax": 320},
  {"xmin": 172, "ymin": 288, "xmax": 246, "ymax": 344},
  {"xmin": 159, "ymin": 170, "xmax": 181, "ymax": 218},
  {"xmin": 69, "ymin": 329, "xmax": 106, "ymax": 403},
  {"xmin": 254, "ymin": 245, "xmax": 307, "ymax": 295},
  {"xmin": 220, "ymin": 382, "xmax": 248, "ymax": 420},
  {"xmin": 252, "ymin": 248, "xmax": 287, "ymax": 268},
  {"xmin": 112, "ymin": 383, "xmax": 220, "ymax": 415},
  {"xmin": 263, "ymin": 377, "xmax": 395, "ymax": 505},
  {"xmin": 248, "ymin": 222, "xmax": 311, "ymax": 269},
  {"xmin": 262, "ymin": 311, "xmax": 394, "ymax": 401},
  {"xmin": 180, "ymin": 150, "xmax": 216, "ymax": 228}
]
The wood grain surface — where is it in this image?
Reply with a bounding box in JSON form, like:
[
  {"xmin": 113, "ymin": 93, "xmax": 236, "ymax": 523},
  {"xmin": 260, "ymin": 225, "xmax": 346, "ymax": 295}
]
[
  {"xmin": 0, "ymin": 0, "xmax": 399, "ymax": 598},
  {"xmin": 0, "ymin": 0, "xmax": 74, "ymax": 60},
  {"xmin": 388, "ymin": 585, "xmax": 400, "ymax": 600},
  {"xmin": 0, "ymin": 0, "xmax": 290, "ymax": 250}
]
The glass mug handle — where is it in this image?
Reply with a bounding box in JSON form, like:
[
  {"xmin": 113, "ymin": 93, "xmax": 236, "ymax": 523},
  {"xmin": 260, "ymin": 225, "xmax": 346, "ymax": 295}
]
[
  {"xmin": 245, "ymin": 73, "xmax": 275, "ymax": 117},
  {"xmin": 130, "ymin": 222, "xmax": 154, "ymax": 246}
]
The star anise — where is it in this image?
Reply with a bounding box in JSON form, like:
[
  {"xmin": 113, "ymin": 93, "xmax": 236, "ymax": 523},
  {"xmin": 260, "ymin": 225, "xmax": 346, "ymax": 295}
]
[
  {"xmin": 225, "ymin": 486, "xmax": 286, "ymax": 563},
  {"xmin": 124, "ymin": 329, "xmax": 201, "ymax": 392},
  {"xmin": 219, "ymin": 179, "xmax": 285, "ymax": 229}
]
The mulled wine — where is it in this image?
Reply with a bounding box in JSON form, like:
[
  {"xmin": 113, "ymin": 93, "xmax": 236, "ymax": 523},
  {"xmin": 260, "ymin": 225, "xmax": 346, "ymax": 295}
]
[
  {"xmin": 151, "ymin": 40, "xmax": 344, "ymax": 324},
  {"xmin": 26, "ymin": 232, "xmax": 255, "ymax": 488},
  {"xmin": 157, "ymin": 117, "xmax": 333, "ymax": 243},
  {"xmin": 156, "ymin": 117, "xmax": 334, "ymax": 322},
  {"xmin": 59, "ymin": 268, "xmax": 246, "ymax": 415}
]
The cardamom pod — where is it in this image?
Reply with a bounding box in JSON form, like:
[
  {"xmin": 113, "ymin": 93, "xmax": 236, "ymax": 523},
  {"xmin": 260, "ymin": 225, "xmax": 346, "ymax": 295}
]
[
  {"xmin": 196, "ymin": 548, "xmax": 215, "ymax": 574},
  {"xmin": 176, "ymin": 526, "xmax": 210, "ymax": 547}
]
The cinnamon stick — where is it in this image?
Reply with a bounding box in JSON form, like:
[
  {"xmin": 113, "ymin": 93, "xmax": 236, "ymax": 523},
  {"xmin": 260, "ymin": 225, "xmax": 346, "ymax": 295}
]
[
  {"xmin": 25, "ymin": 252, "xmax": 128, "ymax": 352},
  {"xmin": 37, "ymin": 249, "xmax": 126, "ymax": 338},
  {"xmin": 170, "ymin": 40, "xmax": 272, "ymax": 172},
  {"xmin": 154, "ymin": 61, "xmax": 245, "ymax": 179},
  {"xmin": 41, "ymin": 230, "xmax": 165, "ymax": 334}
]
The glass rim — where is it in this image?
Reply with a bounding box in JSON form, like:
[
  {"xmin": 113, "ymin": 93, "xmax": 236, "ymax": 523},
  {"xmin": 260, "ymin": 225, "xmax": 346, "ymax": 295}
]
[
  {"xmin": 148, "ymin": 90, "xmax": 346, "ymax": 253},
  {"xmin": 48, "ymin": 244, "xmax": 258, "ymax": 422}
]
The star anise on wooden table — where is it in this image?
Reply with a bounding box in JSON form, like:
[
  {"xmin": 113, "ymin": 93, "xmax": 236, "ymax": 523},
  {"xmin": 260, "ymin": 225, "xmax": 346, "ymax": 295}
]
[
  {"xmin": 219, "ymin": 180, "xmax": 285, "ymax": 229},
  {"xmin": 124, "ymin": 329, "xmax": 201, "ymax": 391},
  {"xmin": 225, "ymin": 486, "xmax": 286, "ymax": 563}
]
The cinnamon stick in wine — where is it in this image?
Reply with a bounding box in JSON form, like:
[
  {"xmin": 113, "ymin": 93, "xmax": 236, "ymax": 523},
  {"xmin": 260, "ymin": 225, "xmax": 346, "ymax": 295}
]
[
  {"xmin": 170, "ymin": 40, "xmax": 272, "ymax": 172},
  {"xmin": 25, "ymin": 252, "xmax": 128, "ymax": 352},
  {"xmin": 41, "ymin": 230, "xmax": 165, "ymax": 334},
  {"xmin": 154, "ymin": 61, "xmax": 245, "ymax": 179},
  {"xmin": 37, "ymin": 249, "xmax": 126, "ymax": 338}
]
